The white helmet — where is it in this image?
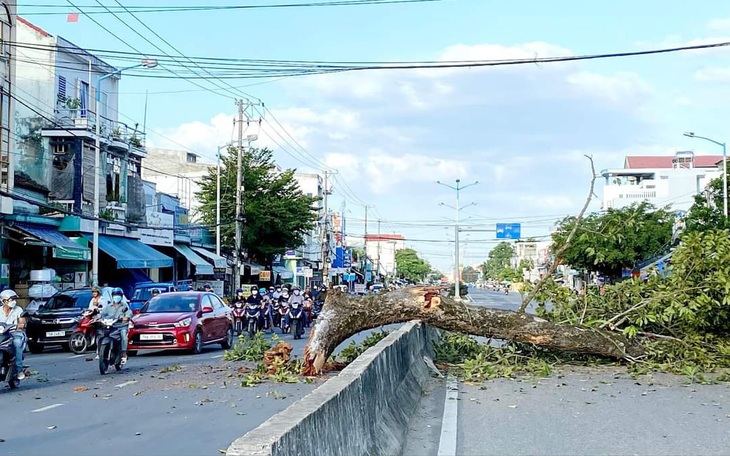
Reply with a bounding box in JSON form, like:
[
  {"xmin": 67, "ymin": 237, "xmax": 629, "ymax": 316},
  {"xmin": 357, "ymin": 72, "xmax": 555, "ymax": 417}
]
[{"xmin": 0, "ymin": 289, "xmax": 18, "ymax": 301}]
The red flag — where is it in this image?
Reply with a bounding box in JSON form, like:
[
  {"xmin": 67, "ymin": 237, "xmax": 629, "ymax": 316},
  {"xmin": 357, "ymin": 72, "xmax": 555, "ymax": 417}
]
[{"xmin": 67, "ymin": 13, "xmax": 79, "ymax": 23}]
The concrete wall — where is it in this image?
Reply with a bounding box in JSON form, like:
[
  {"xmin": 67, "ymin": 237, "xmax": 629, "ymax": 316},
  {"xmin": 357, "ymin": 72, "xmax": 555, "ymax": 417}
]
[{"xmin": 227, "ymin": 321, "xmax": 437, "ymax": 456}]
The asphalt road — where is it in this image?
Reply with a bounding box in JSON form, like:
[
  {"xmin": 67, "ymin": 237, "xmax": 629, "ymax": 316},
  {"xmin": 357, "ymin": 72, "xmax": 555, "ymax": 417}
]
[
  {"xmin": 0, "ymin": 322, "xmax": 390, "ymax": 456},
  {"xmin": 403, "ymin": 288, "xmax": 730, "ymax": 456}
]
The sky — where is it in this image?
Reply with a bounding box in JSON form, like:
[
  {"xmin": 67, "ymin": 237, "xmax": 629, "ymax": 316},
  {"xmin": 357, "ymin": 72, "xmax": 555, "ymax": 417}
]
[{"xmin": 18, "ymin": 0, "xmax": 730, "ymax": 273}]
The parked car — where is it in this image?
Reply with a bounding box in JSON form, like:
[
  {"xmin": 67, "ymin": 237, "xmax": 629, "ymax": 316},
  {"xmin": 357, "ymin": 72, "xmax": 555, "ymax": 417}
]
[
  {"xmin": 128, "ymin": 291, "xmax": 233, "ymax": 355},
  {"xmin": 26, "ymin": 287, "xmax": 113, "ymax": 353},
  {"xmin": 129, "ymin": 282, "xmax": 176, "ymax": 314}
]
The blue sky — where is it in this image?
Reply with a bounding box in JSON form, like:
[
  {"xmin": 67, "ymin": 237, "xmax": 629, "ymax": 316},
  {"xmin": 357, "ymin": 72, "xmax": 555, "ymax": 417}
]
[{"xmin": 19, "ymin": 0, "xmax": 730, "ymax": 272}]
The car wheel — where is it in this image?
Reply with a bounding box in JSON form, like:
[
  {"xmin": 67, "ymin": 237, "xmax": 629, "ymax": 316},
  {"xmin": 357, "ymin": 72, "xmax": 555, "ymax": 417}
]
[
  {"xmin": 191, "ymin": 329, "xmax": 203, "ymax": 355},
  {"xmin": 221, "ymin": 326, "xmax": 234, "ymax": 349},
  {"xmin": 28, "ymin": 342, "xmax": 44, "ymax": 354}
]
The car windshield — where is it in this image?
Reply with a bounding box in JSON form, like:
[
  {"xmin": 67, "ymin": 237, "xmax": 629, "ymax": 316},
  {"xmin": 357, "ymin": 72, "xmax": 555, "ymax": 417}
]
[
  {"xmin": 142, "ymin": 295, "xmax": 199, "ymax": 313},
  {"xmin": 132, "ymin": 288, "xmax": 154, "ymax": 301},
  {"xmin": 44, "ymin": 293, "xmax": 87, "ymax": 310}
]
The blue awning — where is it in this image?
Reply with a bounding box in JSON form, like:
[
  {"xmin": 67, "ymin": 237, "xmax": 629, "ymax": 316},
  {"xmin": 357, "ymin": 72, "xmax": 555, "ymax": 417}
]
[
  {"xmin": 173, "ymin": 244, "xmax": 214, "ymax": 275},
  {"xmin": 273, "ymin": 265, "xmax": 293, "ymax": 280},
  {"xmin": 83, "ymin": 234, "xmax": 173, "ymax": 269},
  {"xmin": 14, "ymin": 222, "xmax": 90, "ymax": 261},
  {"xmin": 191, "ymin": 247, "xmax": 228, "ymax": 269}
]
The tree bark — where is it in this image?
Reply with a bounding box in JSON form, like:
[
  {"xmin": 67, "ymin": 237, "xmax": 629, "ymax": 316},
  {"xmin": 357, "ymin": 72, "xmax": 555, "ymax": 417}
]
[{"xmin": 301, "ymin": 286, "xmax": 645, "ymax": 376}]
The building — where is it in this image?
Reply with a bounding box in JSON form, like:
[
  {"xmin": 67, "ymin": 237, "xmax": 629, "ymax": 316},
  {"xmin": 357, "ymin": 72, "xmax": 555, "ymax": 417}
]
[
  {"xmin": 141, "ymin": 147, "xmax": 214, "ymax": 217},
  {"xmin": 601, "ymin": 151, "xmax": 722, "ymax": 212},
  {"xmin": 364, "ymin": 234, "xmax": 405, "ymax": 280},
  {"xmin": 512, "ymin": 240, "xmax": 552, "ymax": 282},
  {"xmin": 292, "ymin": 172, "xmax": 324, "ymax": 266},
  {"xmin": 0, "ymin": 2, "xmax": 14, "ymax": 217}
]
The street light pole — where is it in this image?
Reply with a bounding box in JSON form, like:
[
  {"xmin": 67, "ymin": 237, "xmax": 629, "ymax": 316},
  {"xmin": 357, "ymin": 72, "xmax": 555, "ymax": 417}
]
[
  {"xmin": 436, "ymin": 179, "xmax": 479, "ymax": 300},
  {"xmin": 684, "ymin": 132, "xmax": 728, "ymax": 218},
  {"xmin": 216, "ymin": 143, "xmax": 232, "ymax": 256},
  {"xmin": 92, "ymin": 59, "xmax": 158, "ymax": 286}
]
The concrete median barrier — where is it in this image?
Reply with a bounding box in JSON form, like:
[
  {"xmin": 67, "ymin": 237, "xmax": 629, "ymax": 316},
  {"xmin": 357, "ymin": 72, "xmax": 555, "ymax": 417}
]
[{"xmin": 226, "ymin": 320, "xmax": 438, "ymax": 456}]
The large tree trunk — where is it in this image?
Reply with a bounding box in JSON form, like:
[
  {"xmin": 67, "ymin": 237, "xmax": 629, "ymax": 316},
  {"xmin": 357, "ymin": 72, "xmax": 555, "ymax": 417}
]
[{"xmin": 301, "ymin": 287, "xmax": 644, "ymax": 376}]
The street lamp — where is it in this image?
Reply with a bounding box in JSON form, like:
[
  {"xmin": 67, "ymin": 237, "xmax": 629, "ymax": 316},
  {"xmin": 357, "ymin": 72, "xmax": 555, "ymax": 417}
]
[
  {"xmin": 216, "ymin": 143, "xmax": 233, "ymax": 256},
  {"xmin": 92, "ymin": 59, "xmax": 158, "ymax": 286},
  {"xmin": 684, "ymin": 131, "xmax": 727, "ymax": 218},
  {"xmin": 436, "ymin": 179, "xmax": 479, "ymax": 300}
]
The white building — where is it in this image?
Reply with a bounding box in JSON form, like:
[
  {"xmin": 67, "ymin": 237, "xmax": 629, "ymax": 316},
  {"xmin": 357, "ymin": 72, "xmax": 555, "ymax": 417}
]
[
  {"xmin": 0, "ymin": 2, "xmax": 15, "ymax": 215},
  {"xmin": 364, "ymin": 234, "xmax": 405, "ymax": 279},
  {"xmin": 601, "ymin": 151, "xmax": 723, "ymax": 212},
  {"xmin": 293, "ymin": 172, "xmax": 324, "ymax": 266},
  {"xmin": 512, "ymin": 240, "xmax": 552, "ymax": 282},
  {"xmin": 141, "ymin": 147, "xmax": 214, "ymax": 217}
]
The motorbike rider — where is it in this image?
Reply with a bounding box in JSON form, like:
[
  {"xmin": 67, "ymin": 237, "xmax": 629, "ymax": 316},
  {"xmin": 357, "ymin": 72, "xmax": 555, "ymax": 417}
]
[
  {"xmin": 0, "ymin": 290, "xmax": 26, "ymax": 380},
  {"xmin": 259, "ymin": 287, "xmax": 273, "ymax": 330},
  {"xmin": 233, "ymin": 288, "xmax": 246, "ymax": 306},
  {"xmin": 99, "ymin": 288, "xmax": 132, "ymax": 364},
  {"xmin": 245, "ymin": 286, "xmax": 263, "ymax": 331},
  {"xmin": 88, "ymin": 286, "xmax": 106, "ymax": 311},
  {"xmin": 285, "ymin": 286, "xmax": 307, "ymax": 330},
  {"xmin": 273, "ymin": 285, "xmax": 282, "ymax": 301}
]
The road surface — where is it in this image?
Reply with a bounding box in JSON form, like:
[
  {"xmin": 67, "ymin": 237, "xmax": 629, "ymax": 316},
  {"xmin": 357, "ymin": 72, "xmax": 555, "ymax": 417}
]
[
  {"xmin": 403, "ymin": 288, "xmax": 730, "ymax": 456},
  {"xmin": 0, "ymin": 323, "xmax": 387, "ymax": 456}
]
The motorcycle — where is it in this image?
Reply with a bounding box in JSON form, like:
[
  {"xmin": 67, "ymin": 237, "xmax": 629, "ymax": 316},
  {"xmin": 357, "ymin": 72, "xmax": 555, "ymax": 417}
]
[
  {"xmin": 303, "ymin": 298, "xmax": 313, "ymax": 328},
  {"xmin": 97, "ymin": 318, "xmax": 125, "ymax": 375},
  {"xmin": 69, "ymin": 308, "xmax": 99, "ymax": 354},
  {"xmin": 289, "ymin": 302, "xmax": 305, "ymax": 340},
  {"xmin": 232, "ymin": 301, "xmax": 246, "ymax": 336},
  {"xmin": 278, "ymin": 303, "xmax": 290, "ymax": 334},
  {"xmin": 245, "ymin": 303, "xmax": 260, "ymax": 338},
  {"xmin": 504, "ymin": 288, "xmax": 509, "ymax": 295},
  {"xmin": 0, "ymin": 323, "xmax": 21, "ymax": 389}
]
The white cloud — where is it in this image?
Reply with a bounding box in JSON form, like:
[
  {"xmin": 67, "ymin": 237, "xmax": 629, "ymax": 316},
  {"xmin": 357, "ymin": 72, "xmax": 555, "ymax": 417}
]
[
  {"xmin": 566, "ymin": 71, "xmax": 653, "ymax": 105},
  {"xmin": 694, "ymin": 66, "xmax": 730, "ymax": 82},
  {"xmin": 708, "ymin": 18, "xmax": 730, "ymax": 32}
]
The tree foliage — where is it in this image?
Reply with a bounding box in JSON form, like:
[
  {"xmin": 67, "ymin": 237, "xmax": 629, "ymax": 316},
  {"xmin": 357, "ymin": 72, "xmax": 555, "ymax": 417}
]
[
  {"xmin": 482, "ymin": 242, "xmax": 514, "ymax": 280},
  {"xmin": 525, "ymin": 229, "xmax": 730, "ymax": 376},
  {"xmin": 461, "ymin": 265, "xmax": 479, "ymax": 283},
  {"xmin": 195, "ymin": 147, "xmax": 320, "ymax": 265},
  {"xmin": 683, "ymin": 163, "xmax": 730, "ymax": 234},
  {"xmin": 395, "ymin": 248, "xmax": 431, "ymax": 283},
  {"xmin": 551, "ymin": 202, "xmax": 673, "ymax": 278}
]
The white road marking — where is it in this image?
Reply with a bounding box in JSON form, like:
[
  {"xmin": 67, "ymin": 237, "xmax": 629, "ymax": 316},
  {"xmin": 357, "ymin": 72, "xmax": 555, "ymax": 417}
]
[
  {"xmin": 31, "ymin": 403, "xmax": 64, "ymax": 413},
  {"xmin": 115, "ymin": 380, "xmax": 138, "ymax": 388},
  {"xmin": 68, "ymin": 354, "xmax": 85, "ymax": 359},
  {"xmin": 437, "ymin": 375, "xmax": 459, "ymax": 456},
  {"xmin": 211, "ymin": 354, "xmax": 223, "ymax": 359}
]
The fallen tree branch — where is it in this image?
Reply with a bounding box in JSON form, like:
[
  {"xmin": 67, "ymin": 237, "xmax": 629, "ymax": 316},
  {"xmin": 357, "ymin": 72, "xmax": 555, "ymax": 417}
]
[
  {"xmin": 518, "ymin": 155, "xmax": 597, "ymax": 314},
  {"xmin": 301, "ymin": 286, "xmax": 644, "ymax": 376}
]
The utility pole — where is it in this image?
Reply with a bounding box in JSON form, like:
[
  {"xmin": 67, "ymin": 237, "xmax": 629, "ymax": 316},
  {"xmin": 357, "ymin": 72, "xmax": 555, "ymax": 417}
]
[
  {"xmin": 321, "ymin": 171, "xmax": 331, "ymax": 286},
  {"xmin": 364, "ymin": 205, "xmax": 369, "ymax": 285},
  {"xmin": 376, "ymin": 219, "xmax": 381, "ymax": 280},
  {"xmin": 234, "ymin": 99, "xmax": 244, "ymax": 292},
  {"xmin": 437, "ymin": 179, "xmax": 479, "ymax": 301}
]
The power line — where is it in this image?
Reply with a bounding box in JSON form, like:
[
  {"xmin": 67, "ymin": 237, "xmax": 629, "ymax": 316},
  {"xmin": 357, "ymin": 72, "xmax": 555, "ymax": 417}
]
[{"xmin": 23, "ymin": 0, "xmax": 445, "ymax": 15}]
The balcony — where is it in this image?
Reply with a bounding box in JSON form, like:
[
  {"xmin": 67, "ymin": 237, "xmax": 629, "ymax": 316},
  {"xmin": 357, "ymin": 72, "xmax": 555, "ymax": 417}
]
[{"xmin": 41, "ymin": 108, "xmax": 148, "ymax": 158}]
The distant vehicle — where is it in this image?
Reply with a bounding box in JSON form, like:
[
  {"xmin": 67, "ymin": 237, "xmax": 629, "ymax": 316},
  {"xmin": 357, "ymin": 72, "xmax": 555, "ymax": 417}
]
[
  {"xmin": 129, "ymin": 282, "xmax": 176, "ymax": 314},
  {"xmin": 26, "ymin": 287, "xmax": 113, "ymax": 353},
  {"xmin": 128, "ymin": 292, "xmax": 233, "ymax": 354}
]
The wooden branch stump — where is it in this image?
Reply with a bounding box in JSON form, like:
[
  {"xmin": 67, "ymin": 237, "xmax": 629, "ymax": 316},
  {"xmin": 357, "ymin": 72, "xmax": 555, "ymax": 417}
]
[{"xmin": 301, "ymin": 286, "xmax": 644, "ymax": 376}]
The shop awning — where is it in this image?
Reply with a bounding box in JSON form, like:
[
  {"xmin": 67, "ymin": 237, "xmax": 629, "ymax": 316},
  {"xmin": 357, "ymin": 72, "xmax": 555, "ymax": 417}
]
[
  {"xmin": 13, "ymin": 222, "xmax": 90, "ymax": 261},
  {"xmin": 273, "ymin": 265, "xmax": 293, "ymax": 280},
  {"xmin": 242, "ymin": 262, "xmax": 264, "ymax": 275},
  {"xmin": 191, "ymin": 247, "xmax": 228, "ymax": 269},
  {"xmin": 83, "ymin": 234, "xmax": 173, "ymax": 269},
  {"xmin": 173, "ymin": 244, "xmax": 214, "ymax": 275}
]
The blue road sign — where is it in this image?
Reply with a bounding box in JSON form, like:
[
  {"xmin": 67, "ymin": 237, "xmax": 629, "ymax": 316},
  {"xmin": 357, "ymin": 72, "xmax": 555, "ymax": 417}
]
[
  {"xmin": 343, "ymin": 273, "xmax": 356, "ymax": 282},
  {"xmin": 496, "ymin": 223, "xmax": 521, "ymax": 239}
]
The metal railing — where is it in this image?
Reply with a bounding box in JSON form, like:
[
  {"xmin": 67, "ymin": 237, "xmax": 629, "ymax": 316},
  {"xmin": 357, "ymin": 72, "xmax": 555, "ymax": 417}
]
[{"xmin": 51, "ymin": 108, "xmax": 147, "ymax": 147}]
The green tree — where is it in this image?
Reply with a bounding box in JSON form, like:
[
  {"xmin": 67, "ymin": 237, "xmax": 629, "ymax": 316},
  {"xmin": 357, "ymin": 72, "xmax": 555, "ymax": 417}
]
[
  {"xmin": 683, "ymin": 163, "xmax": 730, "ymax": 234},
  {"xmin": 551, "ymin": 202, "xmax": 673, "ymax": 278},
  {"xmin": 482, "ymin": 242, "xmax": 514, "ymax": 279},
  {"xmin": 461, "ymin": 265, "xmax": 479, "ymax": 283},
  {"xmin": 395, "ymin": 248, "xmax": 431, "ymax": 283},
  {"xmin": 195, "ymin": 147, "xmax": 320, "ymax": 265}
]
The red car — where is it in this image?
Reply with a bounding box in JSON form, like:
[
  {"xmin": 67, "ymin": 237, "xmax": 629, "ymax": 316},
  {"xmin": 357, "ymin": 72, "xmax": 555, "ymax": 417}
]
[{"xmin": 128, "ymin": 292, "xmax": 234, "ymax": 354}]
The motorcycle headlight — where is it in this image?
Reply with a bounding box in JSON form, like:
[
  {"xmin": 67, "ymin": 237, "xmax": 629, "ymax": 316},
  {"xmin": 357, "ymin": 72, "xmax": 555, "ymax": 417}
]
[{"xmin": 174, "ymin": 317, "xmax": 192, "ymax": 328}]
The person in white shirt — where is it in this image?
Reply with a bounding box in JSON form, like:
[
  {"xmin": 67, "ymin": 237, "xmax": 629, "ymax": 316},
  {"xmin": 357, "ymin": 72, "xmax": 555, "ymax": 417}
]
[
  {"xmin": 0, "ymin": 289, "xmax": 26, "ymax": 380},
  {"xmin": 88, "ymin": 286, "xmax": 106, "ymax": 311}
]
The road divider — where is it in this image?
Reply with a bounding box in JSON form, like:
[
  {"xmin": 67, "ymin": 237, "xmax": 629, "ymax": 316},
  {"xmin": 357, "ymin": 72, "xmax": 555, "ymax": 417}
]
[{"xmin": 226, "ymin": 320, "xmax": 438, "ymax": 456}]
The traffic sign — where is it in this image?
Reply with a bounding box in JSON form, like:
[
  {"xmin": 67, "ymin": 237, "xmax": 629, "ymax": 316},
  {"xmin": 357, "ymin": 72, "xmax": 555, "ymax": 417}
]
[
  {"xmin": 343, "ymin": 273, "xmax": 356, "ymax": 282},
  {"xmin": 496, "ymin": 223, "xmax": 521, "ymax": 239}
]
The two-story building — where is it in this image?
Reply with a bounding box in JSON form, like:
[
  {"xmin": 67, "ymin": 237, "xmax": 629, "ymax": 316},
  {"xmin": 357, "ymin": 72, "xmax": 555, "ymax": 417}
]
[
  {"xmin": 511, "ymin": 239, "xmax": 552, "ymax": 282},
  {"xmin": 601, "ymin": 151, "xmax": 723, "ymax": 212}
]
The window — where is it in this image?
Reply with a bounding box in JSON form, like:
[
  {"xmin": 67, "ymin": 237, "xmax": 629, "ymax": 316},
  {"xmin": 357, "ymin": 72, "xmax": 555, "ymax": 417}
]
[
  {"xmin": 212, "ymin": 295, "xmax": 224, "ymax": 309},
  {"xmin": 79, "ymin": 80, "xmax": 89, "ymax": 117},
  {"xmin": 58, "ymin": 75, "xmax": 67, "ymax": 100},
  {"xmin": 186, "ymin": 153, "xmax": 196, "ymax": 163}
]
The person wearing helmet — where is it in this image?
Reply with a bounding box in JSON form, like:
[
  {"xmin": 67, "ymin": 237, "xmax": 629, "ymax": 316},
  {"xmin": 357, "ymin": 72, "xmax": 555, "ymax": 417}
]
[
  {"xmin": 233, "ymin": 288, "xmax": 245, "ymax": 307},
  {"xmin": 0, "ymin": 289, "xmax": 26, "ymax": 379},
  {"xmin": 286, "ymin": 286, "xmax": 307, "ymax": 329},
  {"xmin": 150, "ymin": 288, "xmax": 161, "ymax": 298},
  {"xmin": 99, "ymin": 287, "xmax": 132, "ymax": 364},
  {"xmin": 88, "ymin": 286, "xmax": 106, "ymax": 311}
]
